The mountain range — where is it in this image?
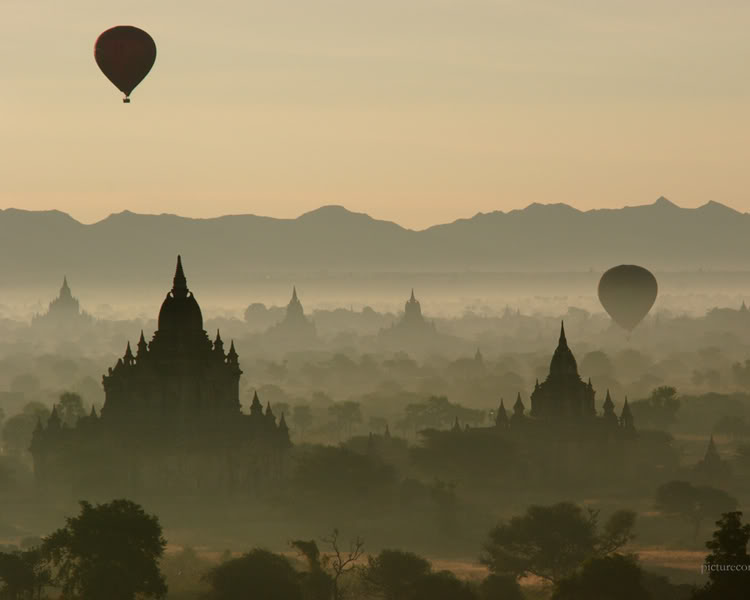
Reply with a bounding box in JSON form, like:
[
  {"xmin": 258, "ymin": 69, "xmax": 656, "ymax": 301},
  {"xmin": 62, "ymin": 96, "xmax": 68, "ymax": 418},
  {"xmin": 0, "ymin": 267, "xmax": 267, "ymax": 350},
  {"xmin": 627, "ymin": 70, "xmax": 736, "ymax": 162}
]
[{"xmin": 0, "ymin": 197, "xmax": 747, "ymax": 286}]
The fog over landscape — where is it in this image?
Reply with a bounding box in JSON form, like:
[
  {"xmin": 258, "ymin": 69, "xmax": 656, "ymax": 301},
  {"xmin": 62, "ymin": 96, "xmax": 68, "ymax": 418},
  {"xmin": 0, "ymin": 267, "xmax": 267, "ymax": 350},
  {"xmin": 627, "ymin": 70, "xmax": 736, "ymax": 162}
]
[{"xmin": 2, "ymin": 199, "xmax": 750, "ymax": 599}]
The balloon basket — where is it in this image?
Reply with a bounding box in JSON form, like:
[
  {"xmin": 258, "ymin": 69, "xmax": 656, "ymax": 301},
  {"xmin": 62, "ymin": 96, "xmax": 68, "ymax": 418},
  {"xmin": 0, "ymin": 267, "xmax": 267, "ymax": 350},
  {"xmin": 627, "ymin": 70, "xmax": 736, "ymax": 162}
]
[{"xmin": 123, "ymin": 97, "xmax": 131, "ymax": 104}]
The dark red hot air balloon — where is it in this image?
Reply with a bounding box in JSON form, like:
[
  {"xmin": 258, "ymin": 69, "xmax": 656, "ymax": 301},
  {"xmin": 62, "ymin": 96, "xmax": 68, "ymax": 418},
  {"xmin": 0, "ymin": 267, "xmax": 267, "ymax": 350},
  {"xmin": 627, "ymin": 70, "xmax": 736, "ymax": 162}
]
[
  {"xmin": 94, "ymin": 26, "xmax": 156, "ymax": 103},
  {"xmin": 598, "ymin": 265, "xmax": 658, "ymax": 332}
]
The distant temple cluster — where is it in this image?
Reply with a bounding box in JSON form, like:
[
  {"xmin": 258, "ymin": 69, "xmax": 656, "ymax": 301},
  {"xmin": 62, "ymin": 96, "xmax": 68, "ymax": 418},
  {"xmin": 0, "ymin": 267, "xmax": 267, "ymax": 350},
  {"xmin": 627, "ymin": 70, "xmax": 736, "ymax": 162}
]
[{"xmin": 31, "ymin": 257, "xmax": 290, "ymax": 497}]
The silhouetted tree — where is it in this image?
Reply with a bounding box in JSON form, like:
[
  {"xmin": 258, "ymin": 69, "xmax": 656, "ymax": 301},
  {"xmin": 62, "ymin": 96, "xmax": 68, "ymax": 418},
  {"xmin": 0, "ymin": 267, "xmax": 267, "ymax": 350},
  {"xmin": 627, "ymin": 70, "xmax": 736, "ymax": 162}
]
[
  {"xmin": 320, "ymin": 529, "xmax": 364, "ymax": 600},
  {"xmin": 481, "ymin": 502, "xmax": 636, "ymax": 583},
  {"xmin": 362, "ymin": 549, "xmax": 431, "ymax": 600},
  {"xmin": 2, "ymin": 403, "xmax": 49, "ymax": 456},
  {"xmin": 551, "ymin": 554, "xmax": 651, "ymax": 600},
  {"xmin": 57, "ymin": 392, "xmax": 85, "ymax": 427},
  {"xmin": 0, "ymin": 548, "xmax": 50, "ymax": 600},
  {"xmin": 42, "ymin": 499, "xmax": 167, "ymax": 600},
  {"xmin": 631, "ymin": 386, "xmax": 679, "ymax": 430},
  {"xmin": 290, "ymin": 539, "xmax": 334, "ymax": 600},
  {"xmin": 205, "ymin": 549, "xmax": 302, "ymax": 600},
  {"xmin": 655, "ymin": 481, "xmax": 737, "ymax": 540},
  {"xmin": 328, "ymin": 402, "xmax": 363, "ymax": 439},
  {"xmin": 693, "ymin": 512, "xmax": 750, "ymax": 599}
]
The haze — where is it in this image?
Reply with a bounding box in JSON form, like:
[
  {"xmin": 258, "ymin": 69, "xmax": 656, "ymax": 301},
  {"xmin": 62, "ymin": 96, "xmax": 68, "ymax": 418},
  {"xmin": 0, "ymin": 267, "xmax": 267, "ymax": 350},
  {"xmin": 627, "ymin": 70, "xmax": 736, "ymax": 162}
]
[{"xmin": 2, "ymin": 0, "xmax": 750, "ymax": 228}]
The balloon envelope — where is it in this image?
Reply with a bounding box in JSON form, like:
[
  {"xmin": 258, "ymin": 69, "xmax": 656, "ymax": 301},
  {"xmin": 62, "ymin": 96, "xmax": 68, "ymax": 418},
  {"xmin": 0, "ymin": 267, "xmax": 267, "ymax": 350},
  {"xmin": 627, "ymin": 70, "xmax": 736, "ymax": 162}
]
[
  {"xmin": 598, "ymin": 265, "xmax": 658, "ymax": 332},
  {"xmin": 95, "ymin": 26, "xmax": 156, "ymax": 101}
]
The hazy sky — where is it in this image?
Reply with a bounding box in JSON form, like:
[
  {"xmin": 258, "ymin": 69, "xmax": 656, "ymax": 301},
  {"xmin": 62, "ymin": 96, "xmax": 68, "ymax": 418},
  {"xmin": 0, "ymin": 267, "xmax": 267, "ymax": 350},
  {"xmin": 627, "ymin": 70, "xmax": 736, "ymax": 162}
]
[{"xmin": 1, "ymin": 1, "xmax": 749, "ymax": 229}]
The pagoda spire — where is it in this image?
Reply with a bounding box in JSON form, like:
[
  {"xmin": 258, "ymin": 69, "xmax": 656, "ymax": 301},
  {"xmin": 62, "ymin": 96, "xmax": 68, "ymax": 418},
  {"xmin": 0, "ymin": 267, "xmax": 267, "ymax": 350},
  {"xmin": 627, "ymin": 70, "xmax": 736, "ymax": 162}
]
[
  {"xmin": 292, "ymin": 286, "xmax": 298, "ymax": 302},
  {"xmin": 48, "ymin": 405, "xmax": 62, "ymax": 430},
  {"xmin": 602, "ymin": 389, "xmax": 618, "ymax": 425},
  {"xmin": 410, "ymin": 289, "xmax": 416, "ymax": 302},
  {"xmin": 513, "ymin": 392, "xmax": 525, "ymax": 416},
  {"xmin": 558, "ymin": 321, "xmax": 567, "ymax": 347},
  {"xmin": 137, "ymin": 330, "xmax": 148, "ymax": 357},
  {"xmin": 496, "ymin": 398, "xmax": 509, "ymax": 427},
  {"xmin": 250, "ymin": 391, "xmax": 263, "ymax": 417},
  {"xmin": 227, "ymin": 340, "xmax": 239, "ymax": 364},
  {"xmin": 172, "ymin": 255, "xmax": 188, "ymax": 298},
  {"xmin": 705, "ymin": 435, "xmax": 721, "ymax": 462},
  {"xmin": 214, "ymin": 330, "xmax": 225, "ymax": 355},
  {"xmin": 123, "ymin": 342, "xmax": 135, "ymax": 365},
  {"xmin": 265, "ymin": 402, "xmax": 276, "ymax": 425},
  {"xmin": 279, "ymin": 411, "xmax": 289, "ymax": 433},
  {"xmin": 620, "ymin": 397, "xmax": 634, "ymax": 430}
]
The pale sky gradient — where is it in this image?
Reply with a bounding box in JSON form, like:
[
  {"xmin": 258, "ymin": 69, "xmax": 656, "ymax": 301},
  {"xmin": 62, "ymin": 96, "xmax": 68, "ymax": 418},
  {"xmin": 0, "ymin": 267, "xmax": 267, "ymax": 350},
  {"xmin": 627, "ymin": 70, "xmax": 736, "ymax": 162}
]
[{"xmin": 1, "ymin": 1, "xmax": 749, "ymax": 229}]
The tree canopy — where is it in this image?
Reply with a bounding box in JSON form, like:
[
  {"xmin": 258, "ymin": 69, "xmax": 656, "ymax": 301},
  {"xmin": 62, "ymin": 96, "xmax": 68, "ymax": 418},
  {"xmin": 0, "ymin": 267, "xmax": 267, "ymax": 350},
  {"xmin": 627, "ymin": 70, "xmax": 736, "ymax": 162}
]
[
  {"xmin": 481, "ymin": 502, "xmax": 636, "ymax": 583},
  {"xmin": 655, "ymin": 481, "xmax": 737, "ymax": 539},
  {"xmin": 42, "ymin": 499, "xmax": 167, "ymax": 600},
  {"xmin": 551, "ymin": 554, "xmax": 651, "ymax": 600},
  {"xmin": 204, "ymin": 549, "xmax": 302, "ymax": 600}
]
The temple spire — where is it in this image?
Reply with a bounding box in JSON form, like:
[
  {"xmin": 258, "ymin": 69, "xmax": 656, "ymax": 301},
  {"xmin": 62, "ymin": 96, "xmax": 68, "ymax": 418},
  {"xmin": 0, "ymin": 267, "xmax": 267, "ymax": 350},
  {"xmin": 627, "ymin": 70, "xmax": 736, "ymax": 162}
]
[
  {"xmin": 227, "ymin": 340, "xmax": 239, "ymax": 364},
  {"xmin": 172, "ymin": 255, "xmax": 188, "ymax": 298},
  {"xmin": 559, "ymin": 321, "xmax": 567, "ymax": 347},
  {"xmin": 123, "ymin": 342, "xmax": 135, "ymax": 365},
  {"xmin": 214, "ymin": 330, "xmax": 225, "ymax": 355},
  {"xmin": 137, "ymin": 330, "xmax": 148, "ymax": 357},
  {"xmin": 410, "ymin": 289, "xmax": 416, "ymax": 302},
  {"xmin": 250, "ymin": 391, "xmax": 263, "ymax": 417},
  {"xmin": 620, "ymin": 396, "xmax": 634, "ymax": 430},
  {"xmin": 292, "ymin": 286, "xmax": 298, "ymax": 302},
  {"xmin": 496, "ymin": 398, "xmax": 509, "ymax": 427}
]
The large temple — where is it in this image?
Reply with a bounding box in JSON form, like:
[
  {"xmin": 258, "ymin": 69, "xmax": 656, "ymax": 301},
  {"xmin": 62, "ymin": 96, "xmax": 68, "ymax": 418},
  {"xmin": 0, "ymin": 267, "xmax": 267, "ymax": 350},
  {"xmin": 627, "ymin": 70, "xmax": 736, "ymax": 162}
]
[
  {"xmin": 31, "ymin": 257, "xmax": 290, "ymax": 498},
  {"xmin": 530, "ymin": 323, "xmax": 597, "ymax": 420},
  {"xmin": 264, "ymin": 286, "xmax": 317, "ymax": 343},
  {"xmin": 31, "ymin": 276, "xmax": 92, "ymax": 328},
  {"xmin": 379, "ymin": 290, "xmax": 438, "ymax": 346},
  {"xmin": 488, "ymin": 322, "xmax": 633, "ymax": 432}
]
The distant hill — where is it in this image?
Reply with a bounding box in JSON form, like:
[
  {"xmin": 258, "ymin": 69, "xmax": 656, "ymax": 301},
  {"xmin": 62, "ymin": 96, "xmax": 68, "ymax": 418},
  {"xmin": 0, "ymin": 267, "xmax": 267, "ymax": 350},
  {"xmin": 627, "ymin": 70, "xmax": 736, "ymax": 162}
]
[{"xmin": 1, "ymin": 198, "xmax": 748, "ymax": 286}]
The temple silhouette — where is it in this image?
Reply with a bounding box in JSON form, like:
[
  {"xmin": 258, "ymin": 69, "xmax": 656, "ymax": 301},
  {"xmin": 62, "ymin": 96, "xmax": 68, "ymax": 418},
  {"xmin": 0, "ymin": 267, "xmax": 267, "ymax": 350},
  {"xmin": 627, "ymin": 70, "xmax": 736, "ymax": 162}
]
[
  {"xmin": 492, "ymin": 322, "xmax": 633, "ymax": 430},
  {"xmin": 31, "ymin": 276, "xmax": 92, "ymax": 328},
  {"xmin": 379, "ymin": 290, "xmax": 438, "ymax": 347},
  {"xmin": 31, "ymin": 257, "xmax": 290, "ymax": 497},
  {"xmin": 264, "ymin": 286, "xmax": 317, "ymax": 343},
  {"xmin": 530, "ymin": 323, "xmax": 596, "ymax": 419}
]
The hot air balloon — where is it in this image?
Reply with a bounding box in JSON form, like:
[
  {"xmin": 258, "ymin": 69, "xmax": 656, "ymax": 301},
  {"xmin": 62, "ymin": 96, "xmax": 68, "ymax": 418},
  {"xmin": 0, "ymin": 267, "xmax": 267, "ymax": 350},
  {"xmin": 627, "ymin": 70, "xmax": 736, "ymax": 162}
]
[
  {"xmin": 94, "ymin": 26, "xmax": 156, "ymax": 103},
  {"xmin": 598, "ymin": 265, "xmax": 658, "ymax": 332}
]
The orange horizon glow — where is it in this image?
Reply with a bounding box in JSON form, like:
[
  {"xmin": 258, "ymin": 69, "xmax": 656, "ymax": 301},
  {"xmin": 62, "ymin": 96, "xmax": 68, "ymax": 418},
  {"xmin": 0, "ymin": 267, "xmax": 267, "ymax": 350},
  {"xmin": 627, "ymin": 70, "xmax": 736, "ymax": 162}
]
[{"xmin": 2, "ymin": 1, "xmax": 749, "ymax": 229}]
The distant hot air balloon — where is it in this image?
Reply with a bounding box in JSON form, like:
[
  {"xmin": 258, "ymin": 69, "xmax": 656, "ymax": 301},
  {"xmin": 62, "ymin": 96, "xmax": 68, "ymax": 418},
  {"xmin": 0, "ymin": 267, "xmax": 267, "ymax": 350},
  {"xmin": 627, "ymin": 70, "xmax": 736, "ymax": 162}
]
[
  {"xmin": 598, "ymin": 265, "xmax": 658, "ymax": 332},
  {"xmin": 94, "ymin": 26, "xmax": 156, "ymax": 103}
]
